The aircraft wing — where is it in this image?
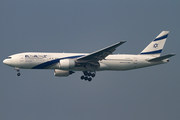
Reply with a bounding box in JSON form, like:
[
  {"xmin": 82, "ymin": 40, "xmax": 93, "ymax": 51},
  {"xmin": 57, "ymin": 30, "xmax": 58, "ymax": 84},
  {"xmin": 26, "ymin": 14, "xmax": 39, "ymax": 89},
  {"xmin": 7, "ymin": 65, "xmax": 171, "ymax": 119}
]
[{"xmin": 76, "ymin": 41, "xmax": 126, "ymax": 63}]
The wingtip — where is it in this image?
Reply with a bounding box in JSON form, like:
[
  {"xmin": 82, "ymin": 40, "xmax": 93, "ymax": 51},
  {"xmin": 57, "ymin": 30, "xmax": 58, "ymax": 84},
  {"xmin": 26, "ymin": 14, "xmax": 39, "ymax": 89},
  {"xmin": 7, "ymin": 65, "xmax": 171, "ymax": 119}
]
[
  {"xmin": 120, "ymin": 41, "xmax": 126, "ymax": 43},
  {"xmin": 169, "ymin": 53, "xmax": 176, "ymax": 56}
]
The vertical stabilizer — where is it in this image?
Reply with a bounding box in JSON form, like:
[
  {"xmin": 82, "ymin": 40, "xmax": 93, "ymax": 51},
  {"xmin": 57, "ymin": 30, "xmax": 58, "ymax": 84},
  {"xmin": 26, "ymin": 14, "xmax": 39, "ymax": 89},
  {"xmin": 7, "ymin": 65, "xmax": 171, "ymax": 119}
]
[{"xmin": 140, "ymin": 31, "xmax": 169, "ymax": 57}]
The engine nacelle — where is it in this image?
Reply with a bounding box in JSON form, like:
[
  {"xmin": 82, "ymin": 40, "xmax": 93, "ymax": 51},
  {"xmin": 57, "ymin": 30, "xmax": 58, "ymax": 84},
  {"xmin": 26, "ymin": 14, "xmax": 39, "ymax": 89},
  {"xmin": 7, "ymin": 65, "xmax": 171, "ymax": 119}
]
[
  {"xmin": 59, "ymin": 59, "xmax": 75, "ymax": 69},
  {"xmin": 54, "ymin": 69, "xmax": 74, "ymax": 77}
]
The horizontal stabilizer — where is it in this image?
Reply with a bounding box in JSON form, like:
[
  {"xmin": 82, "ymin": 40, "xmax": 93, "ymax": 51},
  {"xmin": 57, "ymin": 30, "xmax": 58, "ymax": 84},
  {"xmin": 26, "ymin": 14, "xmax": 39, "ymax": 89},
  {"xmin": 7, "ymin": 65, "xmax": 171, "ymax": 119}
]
[{"xmin": 148, "ymin": 53, "xmax": 176, "ymax": 62}]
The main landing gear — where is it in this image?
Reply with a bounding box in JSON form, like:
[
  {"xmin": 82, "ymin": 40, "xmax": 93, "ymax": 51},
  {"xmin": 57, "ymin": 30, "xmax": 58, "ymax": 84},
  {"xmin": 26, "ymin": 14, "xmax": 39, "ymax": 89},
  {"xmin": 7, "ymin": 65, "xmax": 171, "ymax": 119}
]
[
  {"xmin": 15, "ymin": 67, "xmax": 21, "ymax": 76},
  {"xmin": 81, "ymin": 71, "xmax": 96, "ymax": 82}
]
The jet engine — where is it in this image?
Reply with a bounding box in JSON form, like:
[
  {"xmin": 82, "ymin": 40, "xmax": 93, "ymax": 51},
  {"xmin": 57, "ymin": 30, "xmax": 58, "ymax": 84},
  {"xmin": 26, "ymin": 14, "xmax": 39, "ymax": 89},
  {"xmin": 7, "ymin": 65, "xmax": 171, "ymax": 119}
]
[
  {"xmin": 54, "ymin": 69, "xmax": 74, "ymax": 77},
  {"xmin": 59, "ymin": 59, "xmax": 75, "ymax": 69}
]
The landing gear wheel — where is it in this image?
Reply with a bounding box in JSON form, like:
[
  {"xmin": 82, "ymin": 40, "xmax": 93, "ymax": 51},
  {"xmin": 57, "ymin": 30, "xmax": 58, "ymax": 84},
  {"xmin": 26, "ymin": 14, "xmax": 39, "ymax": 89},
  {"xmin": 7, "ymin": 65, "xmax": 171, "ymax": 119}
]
[
  {"xmin": 91, "ymin": 73, "xmax": 95, "ymax": 77},
  {"xmin": 88, "ymin": 72, "xmax": 91, "ymax": 76},
  {"xmin": 17, "ymin": 73, "xmax": 21, "ymax": 76},
  {"xmin": 83, "ymin": 71, "xmax": 88, "ymax": 76},
  {"xmin": 88, "ymin": 77, "xmax": 92, "ymax": 82},
  {"xmin": 81, "ymin": 76, "xmax": 84, "ymax": 80},
  {"xmin": 15, "ymin": 67, "xmax": 21, "ymax": 76},
  {"xmin": 81, "ymin": 71, "xmax": 96, "ymax": 82},
  {"xmin": 84, "ymin": 77, "xmax": 88, "ymax": 81}
]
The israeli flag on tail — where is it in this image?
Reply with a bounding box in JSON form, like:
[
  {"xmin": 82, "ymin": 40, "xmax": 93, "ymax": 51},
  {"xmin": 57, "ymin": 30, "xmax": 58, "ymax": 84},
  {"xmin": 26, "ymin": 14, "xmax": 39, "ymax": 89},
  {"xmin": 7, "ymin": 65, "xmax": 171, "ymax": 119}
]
[{"xmin": 140, "ymin": 31, "xmax": 169, "ymax": 57}]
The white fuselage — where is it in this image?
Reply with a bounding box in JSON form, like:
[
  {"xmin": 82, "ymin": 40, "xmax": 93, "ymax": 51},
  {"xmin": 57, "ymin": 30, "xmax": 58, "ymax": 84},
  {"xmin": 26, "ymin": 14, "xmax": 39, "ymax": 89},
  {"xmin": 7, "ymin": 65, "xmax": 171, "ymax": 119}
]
[{"xmin": 3, "ymin": 52, "xmax": 168, "ymax": 71}]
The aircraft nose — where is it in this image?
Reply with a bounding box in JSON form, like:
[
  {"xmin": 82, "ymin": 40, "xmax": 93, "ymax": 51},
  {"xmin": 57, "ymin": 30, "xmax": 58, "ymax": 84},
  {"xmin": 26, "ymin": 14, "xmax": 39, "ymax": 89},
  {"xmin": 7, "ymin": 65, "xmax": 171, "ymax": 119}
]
[
  {"xmin": 3, "ymin": 59, "xmax": 7, "ymax": 64},
  {"xmin": 3, "ymin": 59, "xmax": 11, "ymax": 65}
]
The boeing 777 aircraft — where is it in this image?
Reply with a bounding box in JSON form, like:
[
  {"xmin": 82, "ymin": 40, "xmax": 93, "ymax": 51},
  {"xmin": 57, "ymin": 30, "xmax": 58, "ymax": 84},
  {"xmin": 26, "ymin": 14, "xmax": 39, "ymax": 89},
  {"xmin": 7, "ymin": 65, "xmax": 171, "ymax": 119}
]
[{"xmin": 3, "ymin": 31, "xmax": 175, "ymax": 81}]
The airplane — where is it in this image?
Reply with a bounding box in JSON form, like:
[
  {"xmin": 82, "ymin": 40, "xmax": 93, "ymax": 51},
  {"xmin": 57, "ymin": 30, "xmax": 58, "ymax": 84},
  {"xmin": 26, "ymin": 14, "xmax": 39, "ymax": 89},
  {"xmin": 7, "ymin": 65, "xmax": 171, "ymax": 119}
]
[{"xmin": 3, "ymin": 31, "xmax": 175, "ymax": 81}]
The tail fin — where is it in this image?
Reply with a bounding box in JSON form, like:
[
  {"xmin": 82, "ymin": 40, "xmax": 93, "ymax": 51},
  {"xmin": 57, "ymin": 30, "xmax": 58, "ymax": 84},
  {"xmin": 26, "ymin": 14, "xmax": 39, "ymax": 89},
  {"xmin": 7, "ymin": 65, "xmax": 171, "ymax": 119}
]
[{"xmin": 140, "ymin": 31, "xmax": 169, "ymax": 57}]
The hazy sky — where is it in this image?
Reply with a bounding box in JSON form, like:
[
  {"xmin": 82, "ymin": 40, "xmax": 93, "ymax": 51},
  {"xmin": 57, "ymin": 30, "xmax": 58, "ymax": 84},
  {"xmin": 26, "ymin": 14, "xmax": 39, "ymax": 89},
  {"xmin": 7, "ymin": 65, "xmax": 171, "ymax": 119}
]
[{"xmin": 1, "ymin": 1, "xmax": 179, "ymax": 120}]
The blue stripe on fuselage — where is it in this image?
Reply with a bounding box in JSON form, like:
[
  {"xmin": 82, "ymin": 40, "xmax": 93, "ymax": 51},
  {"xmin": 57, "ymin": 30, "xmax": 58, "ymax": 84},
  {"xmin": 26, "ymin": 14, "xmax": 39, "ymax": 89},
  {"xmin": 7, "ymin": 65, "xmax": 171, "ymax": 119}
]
[{"xmin": 31, "ymin": 55, "xmax": 84, "ymax": 69}]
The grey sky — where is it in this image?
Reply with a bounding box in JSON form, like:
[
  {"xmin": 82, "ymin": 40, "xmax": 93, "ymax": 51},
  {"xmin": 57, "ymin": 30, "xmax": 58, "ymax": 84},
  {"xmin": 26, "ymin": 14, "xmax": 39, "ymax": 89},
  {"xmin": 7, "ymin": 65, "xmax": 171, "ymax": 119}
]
[{"xmin": 1, "ymin": 1, "xmax": 179, "ymax": 120}]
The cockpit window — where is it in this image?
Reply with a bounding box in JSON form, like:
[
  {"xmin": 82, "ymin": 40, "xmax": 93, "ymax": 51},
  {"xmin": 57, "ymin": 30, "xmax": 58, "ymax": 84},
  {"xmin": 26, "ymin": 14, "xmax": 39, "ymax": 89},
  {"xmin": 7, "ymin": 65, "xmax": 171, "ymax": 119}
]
[{"xmin": 7, "ymin": 57, "xmax": 12, "ymax": 59}]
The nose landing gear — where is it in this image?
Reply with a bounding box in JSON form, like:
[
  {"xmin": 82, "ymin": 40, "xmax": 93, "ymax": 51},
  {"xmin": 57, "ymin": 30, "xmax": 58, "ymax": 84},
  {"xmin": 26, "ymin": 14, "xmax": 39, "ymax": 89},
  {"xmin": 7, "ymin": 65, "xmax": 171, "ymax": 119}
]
[
  {"xmin": 81, "ymin": 71, "xmax": 96, "ymax": 82},
  {"xmin": 15, "ymin": 67, "xmax": 21, "ymax": 76}
]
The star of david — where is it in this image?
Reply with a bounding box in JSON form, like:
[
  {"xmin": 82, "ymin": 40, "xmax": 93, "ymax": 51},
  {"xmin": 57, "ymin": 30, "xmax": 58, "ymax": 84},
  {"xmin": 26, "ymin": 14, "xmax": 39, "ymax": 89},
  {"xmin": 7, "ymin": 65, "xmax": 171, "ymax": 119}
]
[{"xmin": 153, "ymin": 43, "xmax": 158, "ymax": 48}]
